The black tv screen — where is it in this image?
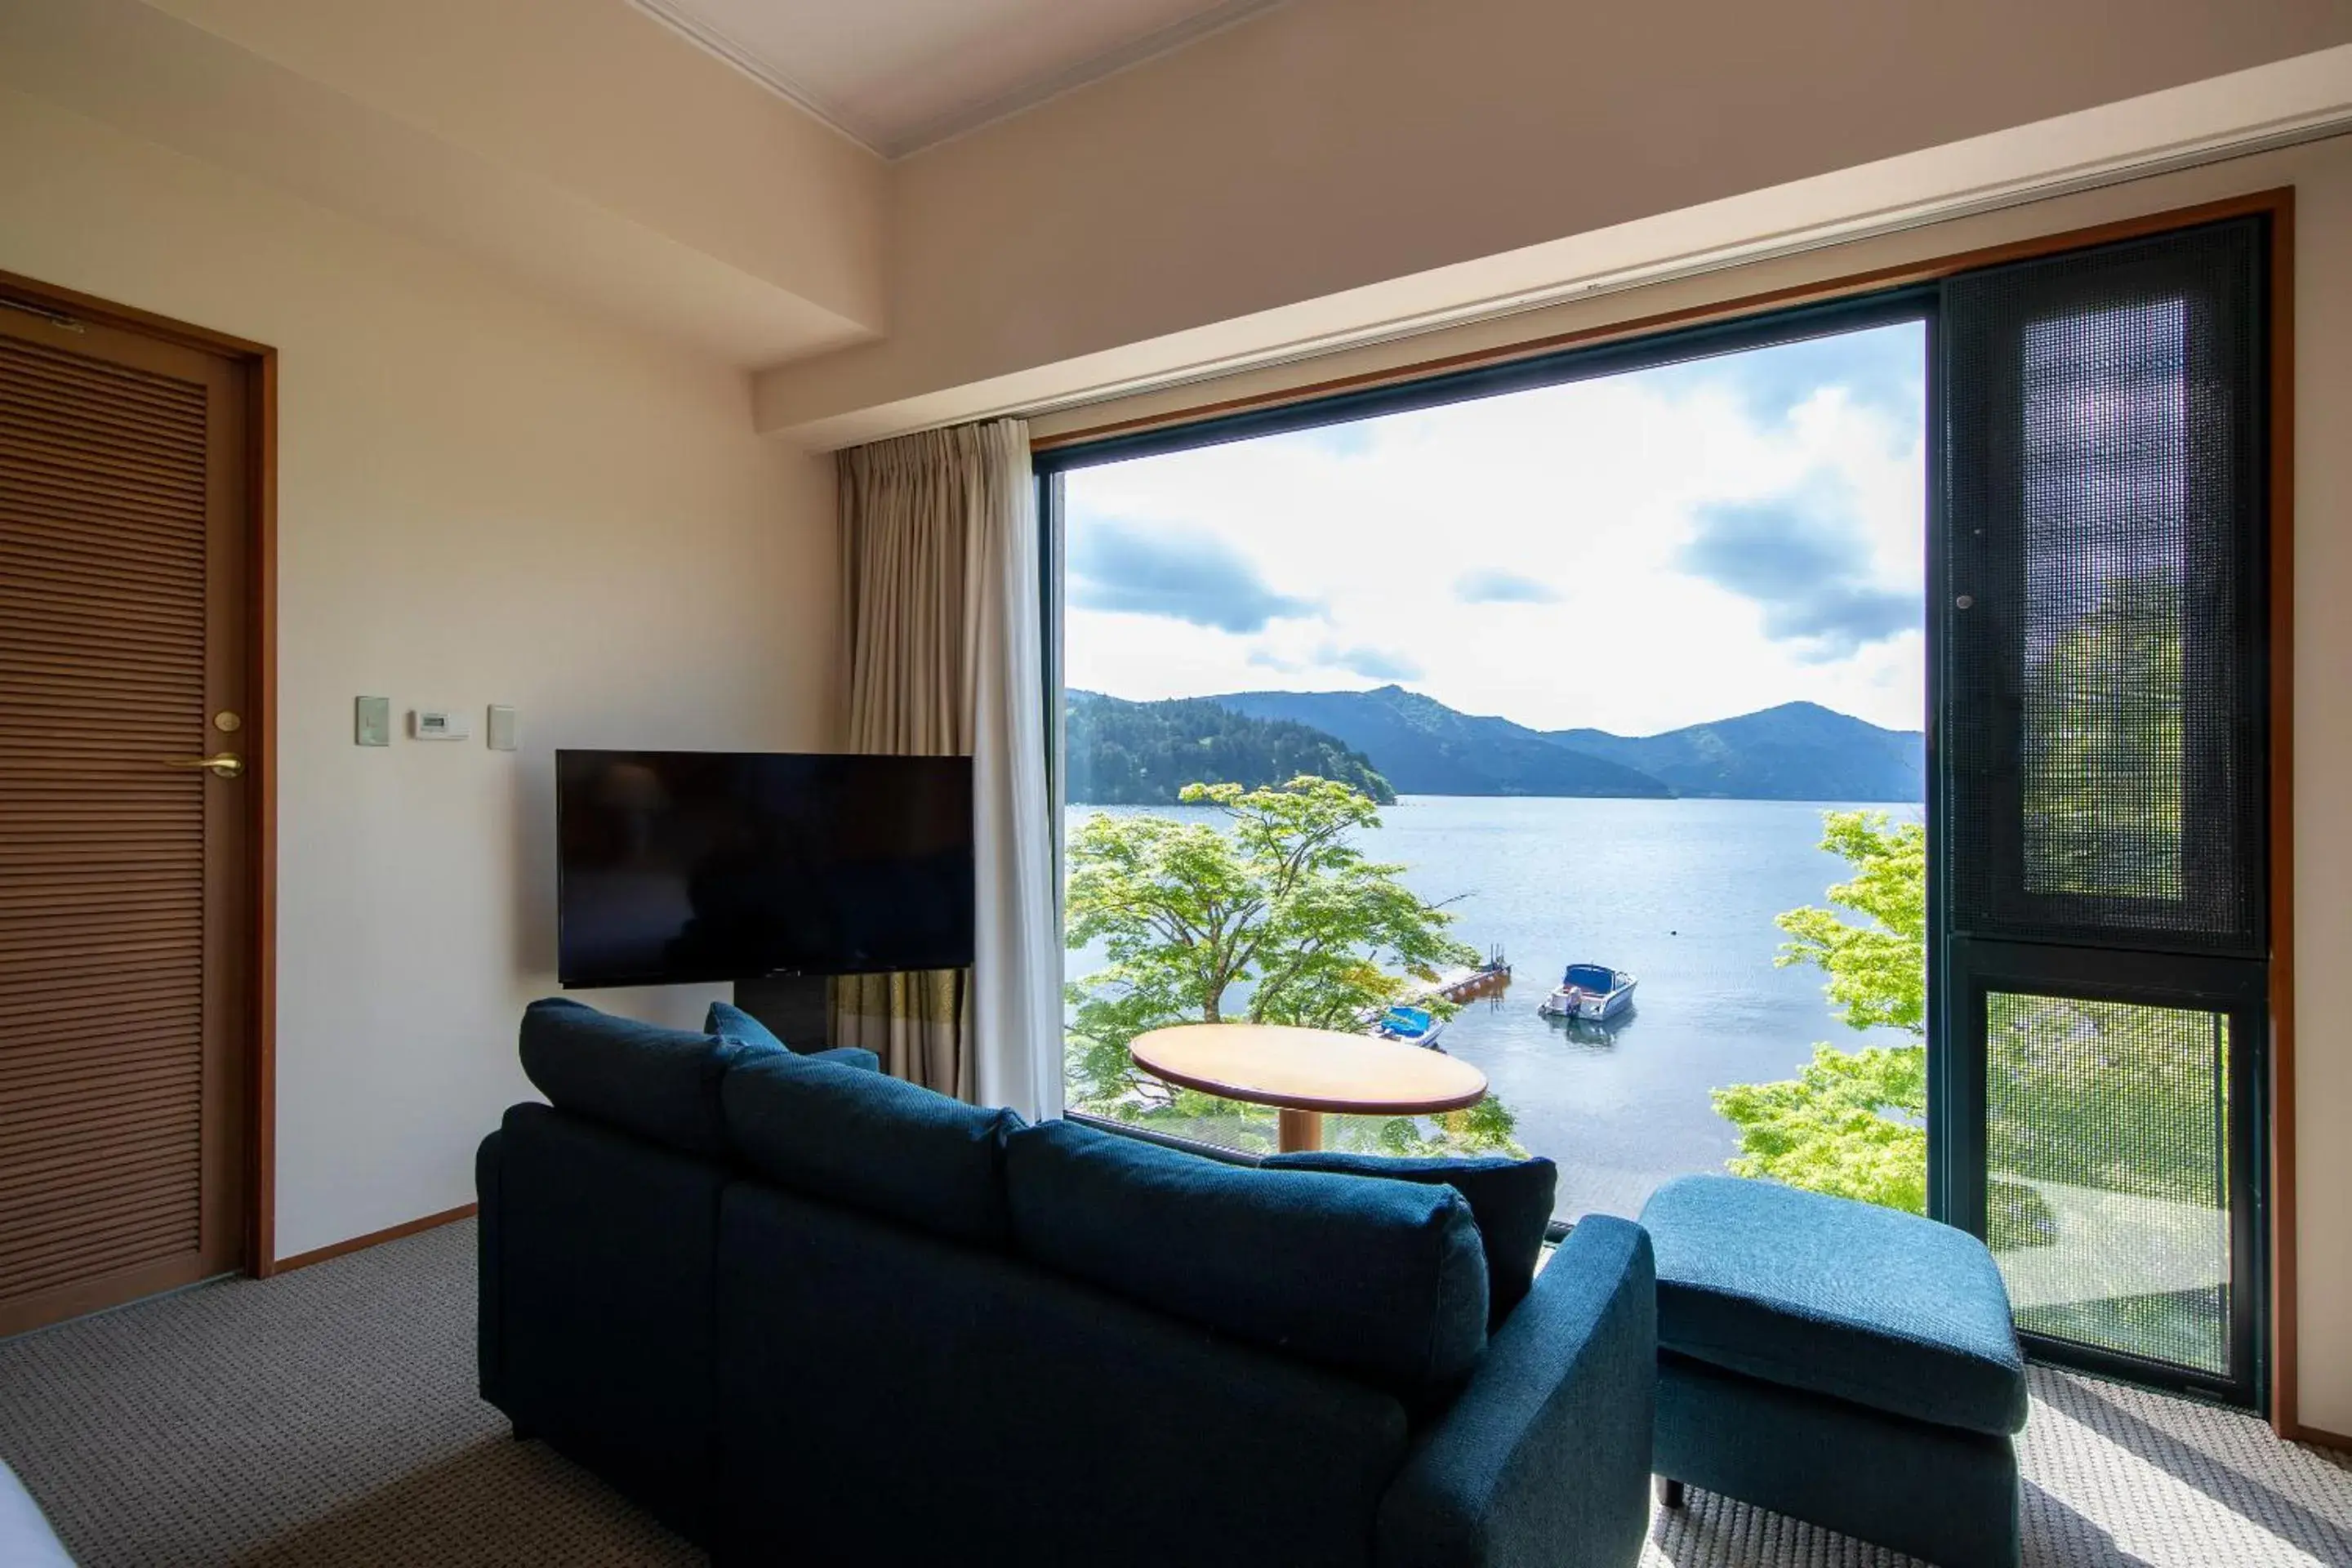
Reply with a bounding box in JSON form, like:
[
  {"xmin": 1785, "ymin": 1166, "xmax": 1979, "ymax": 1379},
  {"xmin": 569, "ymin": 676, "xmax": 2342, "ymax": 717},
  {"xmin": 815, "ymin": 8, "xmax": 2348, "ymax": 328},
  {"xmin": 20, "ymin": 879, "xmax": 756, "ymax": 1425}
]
[{"xmin": 555, "ymin": 750, "xmax": 974, "ymax": 987}]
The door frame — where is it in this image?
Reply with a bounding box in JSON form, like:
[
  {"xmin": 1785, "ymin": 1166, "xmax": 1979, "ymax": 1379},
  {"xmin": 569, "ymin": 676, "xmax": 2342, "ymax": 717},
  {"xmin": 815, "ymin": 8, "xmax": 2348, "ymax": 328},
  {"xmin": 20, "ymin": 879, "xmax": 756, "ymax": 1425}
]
[
  {"xmin": 1030, "ymin": 187, "xmax": 2300, "ymax": 1433},
  {"xmin": 0, "ymin": 267, "xmax": 278, "ymax": 1281}
]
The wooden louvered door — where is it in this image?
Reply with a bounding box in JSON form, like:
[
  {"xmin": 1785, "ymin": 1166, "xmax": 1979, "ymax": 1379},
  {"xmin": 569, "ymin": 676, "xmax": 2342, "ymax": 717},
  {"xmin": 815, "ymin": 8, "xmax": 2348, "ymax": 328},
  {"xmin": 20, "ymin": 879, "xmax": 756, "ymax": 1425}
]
[{"xmin": 0, "ymin": 301, "xmax": 253, "ymax": 1336}]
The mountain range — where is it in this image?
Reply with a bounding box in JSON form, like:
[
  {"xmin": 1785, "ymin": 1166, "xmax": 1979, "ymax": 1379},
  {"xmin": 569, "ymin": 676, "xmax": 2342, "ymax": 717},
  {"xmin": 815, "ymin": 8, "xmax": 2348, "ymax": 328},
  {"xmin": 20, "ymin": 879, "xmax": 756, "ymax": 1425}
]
[
  {"xmin": 1075, "ymin": 685, "xmax": 1922, "ymax": 802},
  {"xmin": 1544, "ymin": 700, "xmax": 1924, "ymax": 801},
  {"xmin": 1210, "ymin": 687, "xmax": 1671, "ymax": 798}
]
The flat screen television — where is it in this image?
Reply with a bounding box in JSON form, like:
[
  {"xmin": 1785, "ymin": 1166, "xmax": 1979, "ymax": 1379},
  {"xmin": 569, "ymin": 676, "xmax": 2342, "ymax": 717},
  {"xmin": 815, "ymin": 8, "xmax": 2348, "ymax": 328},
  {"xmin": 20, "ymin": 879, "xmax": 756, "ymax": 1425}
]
[{"xmin": 555, "ymin": 750, "xmax": 974, "ymax": 987}]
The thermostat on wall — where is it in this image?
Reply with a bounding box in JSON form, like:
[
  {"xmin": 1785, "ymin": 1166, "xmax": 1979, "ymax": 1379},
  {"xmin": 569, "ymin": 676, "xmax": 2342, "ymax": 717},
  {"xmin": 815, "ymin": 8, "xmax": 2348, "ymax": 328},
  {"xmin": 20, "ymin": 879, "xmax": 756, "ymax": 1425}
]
[{"xmin": 410, "ymin": 708, "xmax": 470, "ymax": 741}]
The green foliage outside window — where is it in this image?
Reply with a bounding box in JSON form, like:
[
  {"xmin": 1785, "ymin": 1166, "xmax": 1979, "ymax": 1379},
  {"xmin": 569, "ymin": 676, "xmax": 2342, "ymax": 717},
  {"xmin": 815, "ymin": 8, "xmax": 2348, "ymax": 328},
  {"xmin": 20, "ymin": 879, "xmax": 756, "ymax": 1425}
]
[
  {"xmin": 1717, "ymin": 808, "xmax": 2227, "ymax": 1238},
  {"xmin": 2023, "ymin": 577, "xmax": 2185, "ymax": 902},
  {"xmin": 1062, "ymin": 776, "xmax": 1521, "ymax": 1156},
  {"xmin": 1713, "ymin": 811, "xmax": 1931, "ymax": 1212}
]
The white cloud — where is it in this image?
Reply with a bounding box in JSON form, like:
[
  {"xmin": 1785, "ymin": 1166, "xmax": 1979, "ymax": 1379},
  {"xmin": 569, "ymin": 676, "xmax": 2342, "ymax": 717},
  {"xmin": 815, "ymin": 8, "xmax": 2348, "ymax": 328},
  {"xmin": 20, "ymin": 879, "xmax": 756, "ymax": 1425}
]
[{"xmin": 1062, "ymin": 323, "xmax": 1927, "ymax": 734}]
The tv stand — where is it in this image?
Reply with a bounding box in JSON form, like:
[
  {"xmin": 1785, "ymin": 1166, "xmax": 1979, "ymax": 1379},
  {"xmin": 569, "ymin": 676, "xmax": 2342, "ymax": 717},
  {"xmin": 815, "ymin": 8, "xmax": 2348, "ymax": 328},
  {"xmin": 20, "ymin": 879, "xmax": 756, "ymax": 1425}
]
[{"xmin": 732, "ymin": 973, "xmax": 831, "ymax": 1050}]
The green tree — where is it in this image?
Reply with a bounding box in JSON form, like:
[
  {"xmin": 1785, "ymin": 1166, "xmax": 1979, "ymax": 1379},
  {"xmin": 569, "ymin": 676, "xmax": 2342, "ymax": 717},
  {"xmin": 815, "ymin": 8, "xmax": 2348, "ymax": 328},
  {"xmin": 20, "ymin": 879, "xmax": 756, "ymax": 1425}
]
[
  {"xmin": 1064, "ymin": 775, "xmax": 1520, "ymax": 1156},
  {"xmin": 1715, "ymin": 804, "xmax": 2223, "ymax": 1219},
  {"xmin": 1713, "ymin": 810, "xmax": 1928, "ymax": 1211},
  {"xmin": 1773, "ymin": 811, "xmax": 1926, "ymax": 1036},
  {"xmin": 1713, "ymin": 1045, "xmax": 1927, "ymax": 1212}
]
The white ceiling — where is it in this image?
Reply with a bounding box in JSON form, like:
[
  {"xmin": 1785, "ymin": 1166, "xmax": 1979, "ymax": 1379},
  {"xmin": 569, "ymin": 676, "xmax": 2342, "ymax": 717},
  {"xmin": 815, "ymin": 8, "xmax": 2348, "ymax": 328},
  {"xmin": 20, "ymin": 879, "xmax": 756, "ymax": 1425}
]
[{"xmin": 630, "ymin": 0, "xmax": 1285, "ymax": 158}]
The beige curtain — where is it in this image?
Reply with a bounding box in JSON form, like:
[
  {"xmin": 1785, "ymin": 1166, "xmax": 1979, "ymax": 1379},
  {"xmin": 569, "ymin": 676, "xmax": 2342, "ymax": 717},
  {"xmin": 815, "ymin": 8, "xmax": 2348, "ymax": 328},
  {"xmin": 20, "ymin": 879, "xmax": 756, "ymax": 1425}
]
[{"xmin": 829, "ymin": 420, "xmax": 1031, "ymax": 1099}]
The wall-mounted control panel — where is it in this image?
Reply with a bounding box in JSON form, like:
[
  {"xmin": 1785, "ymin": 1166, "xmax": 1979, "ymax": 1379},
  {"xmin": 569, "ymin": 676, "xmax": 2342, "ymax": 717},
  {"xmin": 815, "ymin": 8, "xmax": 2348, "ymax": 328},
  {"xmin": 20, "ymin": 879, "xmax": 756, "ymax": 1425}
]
[
  {"xmin": 357, "ymin": 697, "xmax": 518, "ymax": 746},
  {"xmin": 410, "ymin": 708, "xmax": 470, "ymax": 741}
]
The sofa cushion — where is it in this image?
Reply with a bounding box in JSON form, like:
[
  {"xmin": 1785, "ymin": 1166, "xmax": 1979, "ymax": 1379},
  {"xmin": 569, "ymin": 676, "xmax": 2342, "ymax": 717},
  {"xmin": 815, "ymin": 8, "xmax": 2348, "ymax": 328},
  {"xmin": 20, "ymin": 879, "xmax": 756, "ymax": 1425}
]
[
  {"xmin": 706, "ymin": 1000, "xmax": 879, "ymax": 1073},
  {"xmin": 1263, "ymin": 1151, "xmax": 1555, "ymax": 1330},
  {"xmin": 1640, "ymin": 1174, "xmax": 2028, "ymax": 1437},
  {"xmin": 722, "ymin": 1051, "xmax": 1020, "ymax": 1247},
  {"xmin": 1004, "ymin": 1119, "xmax": 1487, "ymax": 1403},
  {"xmin": 519, "ymin": 997, "xmax": 776, "ymax": 1159},
  {"xmin": 706, "ymin": 1000, "xmax": 788, "ymax": 1051}
]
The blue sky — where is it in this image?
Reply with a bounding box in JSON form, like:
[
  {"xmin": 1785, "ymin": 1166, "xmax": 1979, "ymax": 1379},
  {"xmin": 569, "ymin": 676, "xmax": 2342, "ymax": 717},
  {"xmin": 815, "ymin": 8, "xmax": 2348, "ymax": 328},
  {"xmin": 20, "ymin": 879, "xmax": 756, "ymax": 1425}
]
[{"xmin": 1062, "ymin": 321, "xmax": 1927, "ymax": 734}]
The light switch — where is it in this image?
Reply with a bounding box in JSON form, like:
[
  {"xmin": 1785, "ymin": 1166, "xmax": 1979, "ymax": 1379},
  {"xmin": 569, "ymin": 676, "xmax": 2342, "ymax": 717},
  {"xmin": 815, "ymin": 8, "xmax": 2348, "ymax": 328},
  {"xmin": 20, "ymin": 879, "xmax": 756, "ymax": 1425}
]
[
  {"xmin": 355, "ymin": 696, "xmax": 390, "ymax": 747},
  {"xmin": 487, "ymin": 705, "xmax": 518, "ymax": 751}
]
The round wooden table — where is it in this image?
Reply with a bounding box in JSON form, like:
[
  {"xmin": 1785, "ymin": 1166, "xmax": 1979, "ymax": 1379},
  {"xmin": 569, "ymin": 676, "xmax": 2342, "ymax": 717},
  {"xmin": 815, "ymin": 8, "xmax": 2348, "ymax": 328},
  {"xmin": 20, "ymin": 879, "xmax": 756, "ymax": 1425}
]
[{"xmin": 1127, "ymin": 1022, "xmax": 1490, "ymax": 1153}]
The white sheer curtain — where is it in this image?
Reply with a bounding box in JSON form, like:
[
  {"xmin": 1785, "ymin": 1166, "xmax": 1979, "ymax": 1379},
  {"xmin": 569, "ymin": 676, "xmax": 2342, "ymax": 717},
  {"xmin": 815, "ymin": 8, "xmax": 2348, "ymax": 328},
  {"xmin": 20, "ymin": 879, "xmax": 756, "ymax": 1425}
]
[
  {"xmin": 965, "ymin": 421, "xmax": 1062, "ymax": 1120},
  {"xmin": 833, "ymin": 417, "xmax": 1060, "ymax": 1119}
]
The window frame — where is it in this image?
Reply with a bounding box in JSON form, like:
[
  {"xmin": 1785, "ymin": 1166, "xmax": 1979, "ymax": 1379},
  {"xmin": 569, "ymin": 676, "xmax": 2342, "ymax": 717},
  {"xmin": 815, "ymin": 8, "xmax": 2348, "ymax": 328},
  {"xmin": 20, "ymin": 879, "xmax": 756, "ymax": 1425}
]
[
  {"xmin": 1931, "ymin": 214, "xmax": 2278, "ymax": 1408},
  {"xmin": 1028, "ymin": 189, "xmax": 2296, "ymax": 1424}
]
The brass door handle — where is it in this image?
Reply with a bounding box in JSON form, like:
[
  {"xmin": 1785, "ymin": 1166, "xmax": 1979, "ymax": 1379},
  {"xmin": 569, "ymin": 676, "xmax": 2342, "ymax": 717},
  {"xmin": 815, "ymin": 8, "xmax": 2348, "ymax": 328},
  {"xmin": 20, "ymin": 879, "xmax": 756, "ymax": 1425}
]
[{"xmin": 165, "ymin": 753, "xmax": 244, "ymax": 778}]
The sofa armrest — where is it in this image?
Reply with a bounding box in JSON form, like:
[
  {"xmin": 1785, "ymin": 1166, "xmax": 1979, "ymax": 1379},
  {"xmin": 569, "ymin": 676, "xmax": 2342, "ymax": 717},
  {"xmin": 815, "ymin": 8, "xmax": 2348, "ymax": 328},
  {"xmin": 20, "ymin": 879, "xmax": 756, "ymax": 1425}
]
[
  {"xmin": 1377, "ymin": 1214, "xmax": 1656, "ymax": 1568},
  {"xmin": 805, "ymin": 1045, "xmax": 881, "ymax": 1073},
  {"xmin": 475, "ymin": 1129, "xmax": 505, "ymax": 1409}
]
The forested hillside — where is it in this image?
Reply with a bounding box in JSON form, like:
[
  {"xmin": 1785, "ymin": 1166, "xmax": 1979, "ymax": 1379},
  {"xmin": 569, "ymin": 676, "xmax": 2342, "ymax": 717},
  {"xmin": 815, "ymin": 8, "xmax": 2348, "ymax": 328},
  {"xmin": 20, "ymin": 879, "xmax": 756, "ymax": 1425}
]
[{"xmin": 1065, "ymin": 691, "xmax": 1396, "ymax": 804}]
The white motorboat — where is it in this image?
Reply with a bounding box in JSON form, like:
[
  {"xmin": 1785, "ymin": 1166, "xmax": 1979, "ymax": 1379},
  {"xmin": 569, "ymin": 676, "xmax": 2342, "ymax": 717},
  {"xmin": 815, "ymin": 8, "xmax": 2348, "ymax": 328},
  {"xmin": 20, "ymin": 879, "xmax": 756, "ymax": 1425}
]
[{"xmin": 1538, "ymin": 963, "xmax": 1637, "ymax": 1022}]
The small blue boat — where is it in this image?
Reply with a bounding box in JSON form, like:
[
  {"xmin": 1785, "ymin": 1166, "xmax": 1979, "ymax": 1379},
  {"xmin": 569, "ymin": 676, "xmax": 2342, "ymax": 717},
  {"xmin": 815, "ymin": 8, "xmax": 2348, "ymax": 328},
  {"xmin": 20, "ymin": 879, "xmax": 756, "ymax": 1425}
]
[
  {"xmin": 1372, "ymin": 1004, "xmax": 1448, "ymax": 1049},
  {"xmin": 1539, "ymin": 963, "xmax": 1637, "ymax": 1022}
]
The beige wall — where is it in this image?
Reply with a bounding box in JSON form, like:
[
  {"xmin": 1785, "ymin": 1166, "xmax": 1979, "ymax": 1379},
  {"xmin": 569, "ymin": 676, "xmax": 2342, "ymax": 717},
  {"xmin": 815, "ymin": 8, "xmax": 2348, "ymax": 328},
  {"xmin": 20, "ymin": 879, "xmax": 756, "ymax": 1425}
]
[
  {"xmin": 0, "ymin": 87, "xmax": 839, "ymax": 1260},
  {"xmin": 137, "ymin": 0, "xmax": 889, "ymax": 333},
  {"xmin": 1031, "ymin": 136, "xmax": 2352, "ymax": 1437},
  {"xmin": 0, "ymin": 0, "xmax": 889, "ymax": 368},
  {"xmin": 760, "ymin": 0, "xmax": 2352, "ymax": 436}
]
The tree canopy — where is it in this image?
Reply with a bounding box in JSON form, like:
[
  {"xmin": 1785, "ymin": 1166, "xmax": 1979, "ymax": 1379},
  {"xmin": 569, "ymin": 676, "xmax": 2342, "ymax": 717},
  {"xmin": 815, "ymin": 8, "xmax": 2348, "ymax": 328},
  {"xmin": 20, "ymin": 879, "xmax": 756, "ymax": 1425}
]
[
  {"xmin": 1715, "ymin": 805, "xmax": 2227, "ymax": 1236},
  {"xmin": 1066, "ymin": 692, "xmax": 1396, "ymax": 805},
  {"xmin": 2024, "ymin": 577, "xmax": 2185, "ymax": 902},
  {"xmin": 1713, "ymin": 810, "xmax": 1929, "ymax": 1211},
  {"xmin": 1063, "ymin": 775, "xmax": 1518, "ymax": 1156},
  {"xmin": 1773, "ymin": 810, "xmax": 1927, "ymax": 1037}
]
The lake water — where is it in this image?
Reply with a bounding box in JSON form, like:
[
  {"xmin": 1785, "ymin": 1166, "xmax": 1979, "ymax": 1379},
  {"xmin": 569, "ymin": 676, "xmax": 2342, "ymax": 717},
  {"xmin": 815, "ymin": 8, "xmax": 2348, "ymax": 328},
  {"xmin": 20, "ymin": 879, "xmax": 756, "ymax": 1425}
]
[{"xmin": 1066, "ymin": 795, "xmax": 1922, "ymax": 1222}]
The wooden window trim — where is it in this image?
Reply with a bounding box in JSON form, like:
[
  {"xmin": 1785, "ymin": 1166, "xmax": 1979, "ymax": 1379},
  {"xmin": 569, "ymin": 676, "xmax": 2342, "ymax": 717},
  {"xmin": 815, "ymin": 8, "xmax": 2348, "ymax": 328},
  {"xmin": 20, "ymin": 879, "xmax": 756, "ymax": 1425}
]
[
  {"xmin": 0, "ymin": 265, "xmax": 279, "ymax": 1281},
  {"xmin": 1033, "ymin": 189, "xmax": 2292, "ymax": 452},
  {"xmin": 1033, "ymin": 189, "xmax": 2303, "ymax": 1438}
]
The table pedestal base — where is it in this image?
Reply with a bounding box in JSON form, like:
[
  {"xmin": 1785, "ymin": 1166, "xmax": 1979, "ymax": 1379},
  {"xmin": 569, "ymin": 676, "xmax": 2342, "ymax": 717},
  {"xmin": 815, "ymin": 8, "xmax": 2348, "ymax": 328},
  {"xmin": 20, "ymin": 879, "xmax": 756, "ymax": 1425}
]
[{"xmin": 1276, "ymin": 1107, "xmax": 1324, "ymax": 1153}]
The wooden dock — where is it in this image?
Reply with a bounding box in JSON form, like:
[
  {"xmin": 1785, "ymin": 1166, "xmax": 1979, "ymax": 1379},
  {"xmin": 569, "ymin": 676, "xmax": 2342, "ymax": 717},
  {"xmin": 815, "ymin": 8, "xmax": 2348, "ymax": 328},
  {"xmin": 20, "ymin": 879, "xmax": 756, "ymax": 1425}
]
[{"xmin": 1414, "ymin": 951, "xmax": 1512, "ymax": 1003}]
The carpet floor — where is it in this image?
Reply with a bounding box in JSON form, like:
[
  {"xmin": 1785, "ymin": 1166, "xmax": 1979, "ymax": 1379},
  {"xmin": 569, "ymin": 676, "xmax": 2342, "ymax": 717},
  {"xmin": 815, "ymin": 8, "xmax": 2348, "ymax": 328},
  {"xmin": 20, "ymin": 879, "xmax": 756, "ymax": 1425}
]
[{"xmin": 0, "ymin": 1218, "xmax": 2345, "ymax": 1567}]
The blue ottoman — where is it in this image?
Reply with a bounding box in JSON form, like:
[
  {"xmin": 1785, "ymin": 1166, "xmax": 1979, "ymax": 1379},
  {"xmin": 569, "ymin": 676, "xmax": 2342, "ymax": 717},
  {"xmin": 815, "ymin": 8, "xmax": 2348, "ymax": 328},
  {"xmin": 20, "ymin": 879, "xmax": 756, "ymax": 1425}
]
[{"xmin": 1640, "ymin": 1176, "xmax": 2028, "ymax": 1568}]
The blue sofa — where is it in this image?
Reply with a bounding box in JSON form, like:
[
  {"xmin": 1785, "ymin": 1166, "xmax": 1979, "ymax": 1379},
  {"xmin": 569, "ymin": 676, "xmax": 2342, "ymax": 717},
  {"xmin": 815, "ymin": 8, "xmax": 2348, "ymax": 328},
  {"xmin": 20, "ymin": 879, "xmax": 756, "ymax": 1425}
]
[{"xmin": 478, "ymin": 999, "xmax": 1659, "ymax": 1567}]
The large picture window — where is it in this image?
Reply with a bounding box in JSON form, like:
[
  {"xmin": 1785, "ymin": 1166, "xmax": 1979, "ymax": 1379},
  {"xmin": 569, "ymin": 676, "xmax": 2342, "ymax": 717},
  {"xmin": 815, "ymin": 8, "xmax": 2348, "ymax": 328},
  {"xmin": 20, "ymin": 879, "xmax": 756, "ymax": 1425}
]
[
  {"xmin": 1043, "ymin": 300, "xmax": 1934, "ymax": 1224},
  {"xmin": 1037, "ymin": 209, "xmax": 2278, "ymax": 1410}
]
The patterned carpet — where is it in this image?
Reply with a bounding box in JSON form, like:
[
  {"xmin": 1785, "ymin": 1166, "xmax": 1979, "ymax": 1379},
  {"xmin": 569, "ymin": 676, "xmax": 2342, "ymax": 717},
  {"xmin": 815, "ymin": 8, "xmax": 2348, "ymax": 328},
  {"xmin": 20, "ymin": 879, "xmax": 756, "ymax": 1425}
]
[{"xmin": 0, "ymin": 1219, "xmax": 2345, "ymax": 1566}]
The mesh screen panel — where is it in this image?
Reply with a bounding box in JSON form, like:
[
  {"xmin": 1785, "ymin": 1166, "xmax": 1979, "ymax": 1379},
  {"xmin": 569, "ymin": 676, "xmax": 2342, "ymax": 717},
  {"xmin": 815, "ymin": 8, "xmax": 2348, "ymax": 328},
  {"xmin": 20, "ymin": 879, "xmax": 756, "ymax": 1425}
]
[
  {"xmin": 1943, "ymin": 220, "xmax": 2266, "ymax": 954},
  {"xmin": 1984, "ymin": 991, "xmax": 2230, "ymax": 1374}
]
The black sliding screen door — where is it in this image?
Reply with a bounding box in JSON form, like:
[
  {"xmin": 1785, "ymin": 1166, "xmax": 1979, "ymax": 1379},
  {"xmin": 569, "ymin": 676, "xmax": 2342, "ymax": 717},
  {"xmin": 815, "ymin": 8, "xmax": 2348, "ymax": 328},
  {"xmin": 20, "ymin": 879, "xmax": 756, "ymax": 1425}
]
[{"xmin": 1934, "ymin": 217, "xmax": 2271, "ymax": 1405}]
